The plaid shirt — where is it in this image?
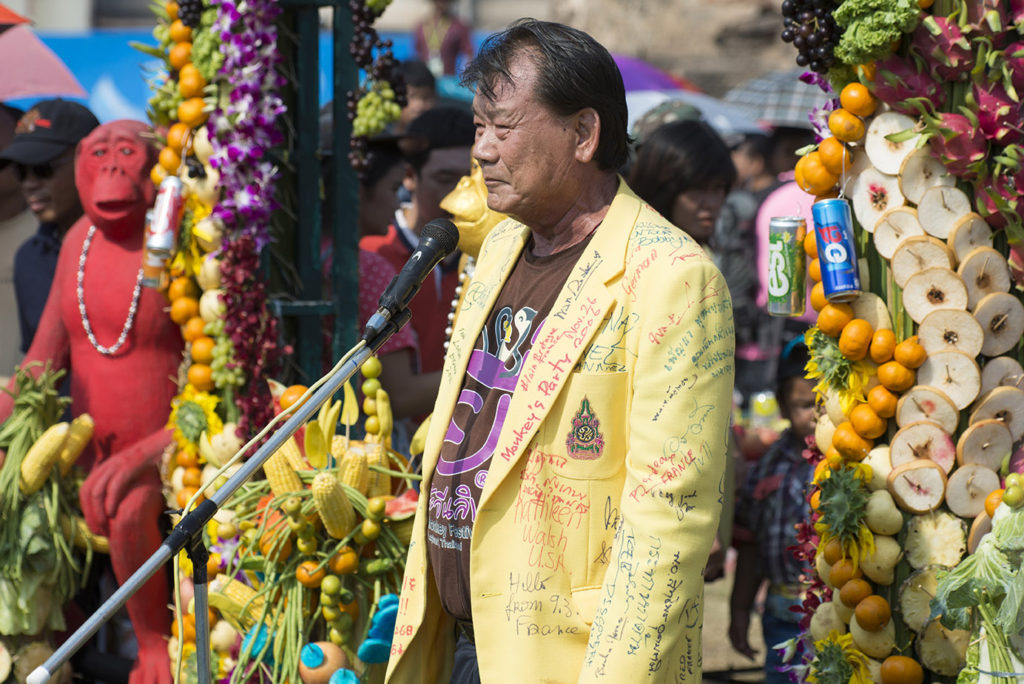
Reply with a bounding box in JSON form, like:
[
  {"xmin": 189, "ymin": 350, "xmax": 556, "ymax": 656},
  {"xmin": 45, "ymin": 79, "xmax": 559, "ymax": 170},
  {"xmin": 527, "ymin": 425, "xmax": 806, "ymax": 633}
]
[{"xmin": 733, "ymin": 429, "xmax": 813, "ymax": 586}]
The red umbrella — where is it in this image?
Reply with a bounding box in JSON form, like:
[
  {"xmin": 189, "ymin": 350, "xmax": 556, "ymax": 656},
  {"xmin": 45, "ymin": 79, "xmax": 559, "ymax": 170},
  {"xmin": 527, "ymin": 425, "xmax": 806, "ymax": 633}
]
[{"xmin": 0, "ymin": 24, "xmax": 87, "ymax": 100}]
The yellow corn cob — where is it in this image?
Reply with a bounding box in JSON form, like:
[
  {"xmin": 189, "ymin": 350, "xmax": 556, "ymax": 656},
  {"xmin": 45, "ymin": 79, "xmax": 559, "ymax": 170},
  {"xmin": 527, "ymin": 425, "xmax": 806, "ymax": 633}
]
[
  {"xmin": 262, "ymin": 451, "xmax": 303, "ymax": 498},
  {"xmin": 61, "ymin": 515, "xmax": 110, "ymax": 553},
  {"xmin": 311, "ymin": 472, "xmax": 356, "ymax": 539},
  {"xmin": 212, "ymin": 574, "xmax": 268, "ymax": 631},
  {"xmin": 330, "ymin": 435, "xmax": 348, "ymax": 464},
  {"xmin": 338, "ymin": 445, "xmax": 369, "ymax": 495},
  {"xmin": 276, "ymin": 436, "xmax": 306, "ymax": 471},
  {"xmin": 20, "ymin": 422, "xmax": 69, "ymax": 494},
  {"xmin": 366, "ymin": 443, "xmax": 391, "ymax": 498},
  {"xmin": 58, "ymin": 413, "xmax": 94, "ymax": 476}
]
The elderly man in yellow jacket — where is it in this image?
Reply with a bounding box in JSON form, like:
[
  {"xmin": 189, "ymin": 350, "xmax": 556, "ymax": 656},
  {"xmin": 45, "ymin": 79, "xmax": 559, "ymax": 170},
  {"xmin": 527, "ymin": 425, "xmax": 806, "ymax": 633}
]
[{"xmin": 386, "ymin": 19, "xmax": 736, "ymax": 684}]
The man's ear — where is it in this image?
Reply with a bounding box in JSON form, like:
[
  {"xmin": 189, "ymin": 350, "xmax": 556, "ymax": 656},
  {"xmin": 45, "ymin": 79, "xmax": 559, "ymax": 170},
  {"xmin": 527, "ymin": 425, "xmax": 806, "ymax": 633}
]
[
  {"xmin": 403, "ymin": 163, "xmax": 416, "ymax": 193},
  {"xmin": 573, "ymin": 107, "xmax": 601, "ymax": 164}
]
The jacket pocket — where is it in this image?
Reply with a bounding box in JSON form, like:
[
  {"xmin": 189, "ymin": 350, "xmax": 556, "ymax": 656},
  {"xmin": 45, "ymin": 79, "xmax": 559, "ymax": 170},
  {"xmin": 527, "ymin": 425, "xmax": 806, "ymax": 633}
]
[
  {"xmin": 570, "ymin": 585, "xmax": 604, "ymax": 626},
  {"xmin": 532, "ymin": 371, "xmax": 628, "ymax": 481}
]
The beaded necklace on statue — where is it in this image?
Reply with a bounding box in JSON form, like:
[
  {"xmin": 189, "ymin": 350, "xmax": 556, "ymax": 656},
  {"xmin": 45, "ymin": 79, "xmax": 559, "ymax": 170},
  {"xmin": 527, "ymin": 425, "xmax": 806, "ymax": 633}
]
[
  {"xmin": 442, "ymin": 255, "xmax": 475, "ymax": 354},
  {"xmin": 76, "ymin": 225, "xmax": 145, "ymax": 356}
]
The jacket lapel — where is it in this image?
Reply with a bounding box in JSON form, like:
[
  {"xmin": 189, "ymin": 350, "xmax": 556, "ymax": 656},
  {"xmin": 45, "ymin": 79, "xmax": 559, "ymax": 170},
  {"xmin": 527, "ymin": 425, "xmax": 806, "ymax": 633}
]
[
  {"xmin": 419, "ymin": 220, "xmax": 530, "ymax": 481},
  {"xmin": 477, "ymin": 180, "xmax": 640, "ymax": 509}
]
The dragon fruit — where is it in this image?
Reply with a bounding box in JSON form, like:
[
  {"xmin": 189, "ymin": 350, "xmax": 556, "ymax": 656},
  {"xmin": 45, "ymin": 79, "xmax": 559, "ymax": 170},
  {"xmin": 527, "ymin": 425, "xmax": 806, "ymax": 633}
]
[
  {"xmin": 872, "ymin": 55, "xmax": 947, "ymax": 115},
  {"xmin": 927, "ymin": 112, "xmax": 989, "ymax": 178},
  {"xmin": 1009, "ymin": 243, "xmax": 1024, "ymax": 288},
  {"xmin": 974, "ymin": 172, "xmax": 1019, "ymax": 228},
  {"xmin": 973, "ymin": 81, "xmax": 1024, "ymax": 145},
  {"xmin": 1004, "ymin": 42, "xmax": 1024, "ymax": 95},
  {"xmin": 911, "ymin": 16, "xmax": 974, "ymax": 80},
  {"xmin": 1013, "ymin": 0, "xmax": 1024, "ymax": 26},
  {"xmin": 965, "ymin": 0, "xmax": 1009, "ymax": 43}
]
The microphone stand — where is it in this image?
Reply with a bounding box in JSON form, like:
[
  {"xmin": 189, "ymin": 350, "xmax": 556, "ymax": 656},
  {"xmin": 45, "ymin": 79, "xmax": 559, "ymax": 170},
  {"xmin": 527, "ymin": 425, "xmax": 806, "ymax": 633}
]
[{"xmin": 28, "ymin": 310, "xmax": 412, "ymax": 684}]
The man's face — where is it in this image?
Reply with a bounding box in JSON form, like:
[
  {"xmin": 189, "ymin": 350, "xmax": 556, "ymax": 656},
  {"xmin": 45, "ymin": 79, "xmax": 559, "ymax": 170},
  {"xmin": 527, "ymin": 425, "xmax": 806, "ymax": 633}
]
[
  {"xmin": 411, "ymin": 145, "xmax": 472, "ymax": 231},
  {"xmin": 17, "ymin": 148, "xmax": 80, "ymax": 226},
  {"xmin": 471, "ymin": 53, "xmax": 580, "ymax": 225}
]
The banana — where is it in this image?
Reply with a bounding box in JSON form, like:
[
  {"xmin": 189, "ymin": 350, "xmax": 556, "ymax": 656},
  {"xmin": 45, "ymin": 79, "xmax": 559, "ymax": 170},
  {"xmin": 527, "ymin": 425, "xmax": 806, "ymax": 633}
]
[
  {"xmin": 198, "ymin": 430, "xmax": 221, "ymax": 467},
  {"xmin": 375, "ymin": 389, "xmax": 393, "ymax": 449},
  {"xmin": 318, "ymin": 399, "xmax": 342, "ymax": 447},
  {"xmin": 409, "ymin": 414, "xmax": 432, "ymax": 457},
  {"xmin": 304, "ymin": 422, "xmax": 328, "ymax": 469}
]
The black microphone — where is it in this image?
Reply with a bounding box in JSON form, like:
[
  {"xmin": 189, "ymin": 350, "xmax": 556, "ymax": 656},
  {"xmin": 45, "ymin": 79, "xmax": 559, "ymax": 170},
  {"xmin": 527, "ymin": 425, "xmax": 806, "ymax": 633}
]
[{"xmin": 361, "ymin": 218, "xmax": 460, "ymax": 342}]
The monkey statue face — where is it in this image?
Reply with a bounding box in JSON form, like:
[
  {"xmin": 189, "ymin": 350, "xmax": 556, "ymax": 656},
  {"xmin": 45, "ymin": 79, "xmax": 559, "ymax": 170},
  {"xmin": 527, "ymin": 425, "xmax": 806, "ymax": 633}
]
[
  {"xmin": 439, "ymin": 158, "xmax": 507, "ymax": 259},
  {"xmin": 76, "ymin": 120, "xmax": 158, "ymax": 239}
]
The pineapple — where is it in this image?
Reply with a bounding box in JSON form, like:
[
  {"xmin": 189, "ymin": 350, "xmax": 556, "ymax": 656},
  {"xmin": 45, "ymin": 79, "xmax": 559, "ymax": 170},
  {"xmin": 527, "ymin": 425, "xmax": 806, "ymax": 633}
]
[
  {"xmin": 916, "ymin": 618, "xmax": 969, "ymax": 676},
  {"xmin": 905, "ymin": 511, "xmax": 966, "ymax": 569},
  {"xmin": 898, "ymin": 565, "xmax": 943, "ymax": 633}
]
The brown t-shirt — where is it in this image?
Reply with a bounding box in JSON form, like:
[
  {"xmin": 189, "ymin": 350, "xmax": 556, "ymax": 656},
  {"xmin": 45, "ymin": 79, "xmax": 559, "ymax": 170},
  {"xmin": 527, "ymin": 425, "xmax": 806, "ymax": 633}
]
[{"xmin": 427, "ymin": 234, "xmax": 592, "ymax": 621}]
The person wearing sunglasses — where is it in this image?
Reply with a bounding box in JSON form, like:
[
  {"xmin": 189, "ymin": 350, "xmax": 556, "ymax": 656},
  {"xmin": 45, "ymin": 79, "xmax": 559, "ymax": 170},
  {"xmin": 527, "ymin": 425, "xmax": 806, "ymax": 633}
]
[{"xmin": 0, "ymin": 99, "xmax": 99, "ymax": 354}]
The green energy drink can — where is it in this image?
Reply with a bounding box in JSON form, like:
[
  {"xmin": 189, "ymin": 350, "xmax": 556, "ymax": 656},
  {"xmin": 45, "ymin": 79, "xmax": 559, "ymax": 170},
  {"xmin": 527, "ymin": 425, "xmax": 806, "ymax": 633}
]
[{"xmin": 767, "ymin": 216, "xmax": 807, "ymax": 316}]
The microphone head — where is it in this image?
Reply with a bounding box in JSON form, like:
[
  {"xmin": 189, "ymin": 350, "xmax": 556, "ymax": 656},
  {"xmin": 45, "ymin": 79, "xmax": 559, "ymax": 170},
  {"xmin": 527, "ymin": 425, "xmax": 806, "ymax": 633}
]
[{"xmin": 421, "ymin": 218, "xmax": 460, "ymax": 257}]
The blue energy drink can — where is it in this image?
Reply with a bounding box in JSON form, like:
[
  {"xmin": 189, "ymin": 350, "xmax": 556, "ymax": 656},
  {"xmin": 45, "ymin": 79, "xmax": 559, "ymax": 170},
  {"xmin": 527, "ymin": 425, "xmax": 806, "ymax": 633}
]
[{"xmin": 812, "ymin": 198, "xmax": 861, "ymax": 303}]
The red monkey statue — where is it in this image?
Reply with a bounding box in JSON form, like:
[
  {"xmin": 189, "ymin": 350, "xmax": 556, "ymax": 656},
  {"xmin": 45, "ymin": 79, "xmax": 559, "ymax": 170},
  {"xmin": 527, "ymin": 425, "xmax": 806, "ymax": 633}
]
[{"xmin": 0, "ymin": 120, "xmax": 181, "ymax": 683}]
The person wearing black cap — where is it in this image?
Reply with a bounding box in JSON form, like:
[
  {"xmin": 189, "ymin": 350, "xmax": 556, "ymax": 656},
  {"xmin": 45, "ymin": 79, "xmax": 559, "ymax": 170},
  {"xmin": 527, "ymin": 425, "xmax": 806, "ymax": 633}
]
[
  {"xmin": 0, "ymin": 99, "xmax": 99, "ymax": 352},
  {"xmin": 0, "ymin": 104, "xmax": 34, "ymax": 380},
  {"xmin": 729, "ymin": 337, "xmax": 816, "ymax": 683}
]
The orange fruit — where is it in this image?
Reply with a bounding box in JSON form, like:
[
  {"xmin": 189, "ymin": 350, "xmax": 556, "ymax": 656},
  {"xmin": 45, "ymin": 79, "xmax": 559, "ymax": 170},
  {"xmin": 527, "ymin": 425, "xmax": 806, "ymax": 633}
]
[
  {"xmin": 833, "ymin": 421, "xmax": 873, "ymax": 461},
  {"xmin": 176, "ymin": 486, "xmax": 200, "ymax": 509},
  {"xmin": 807, "ymin": 258, "xmax": 821, "ymax": 282},
  {"xmin": 178, "ymin": 97, "xmax": 208, "ymax": 128},
  {"xmin": 829, "ymin": 108, "xmax": 866, "ymax": 143},
  {"xmin": 985, "ymin": 488, "xmax": 1004, "ymax": 518},
  {"xmin": 182, "ymin": 466, "xmax": 203, "ymax": 488},
  {"xmin": 171, "ymin": 612, "xmax": 196, "ymax": 643},
  {"xmin": 818, "ymin": 136, "xmax": 853, "ymax": 176},
  {"xmin": 150, "ymin": 163, "xmax": 168, "ymax": 186},
  {"xmin": 187, "ymin": 363, "xmax": 215, "ymax": 391},
  {"xmin": 867, "ymin": 385, "xmax": 898, "ymax": 419},
  {"xmin": 259, "ymin": 532, "xmax": 293, "ymax": 564},
  {"xmin": 840, "ymin": 82, "xmax": 878, "ymax": 118},
  {"xmin": 279, "ymin": 384, "xmax": 309, "ymax": 411},
  {"xmin": 159, "ymin": 146, "xmax": 182, "ymax": 174},
  {"xmin": 296, "ymin": 560, "xmax": 327, "ymax": 588},
  {"xmin": 822, "ymin": 537, "xmax": 844, "ymax": 565},
  {"xmin": 839, "ymin": 577, "xmax": 873, "ymax": 608},
  {"xmin": 166, "ymin": 2, "xmax": 179, "ymax": 21},
  {"xmin": 182, "ymin": 316, "xmax": 206, "ymax": 343},
  {"xmin": 878, "ymin": 361, "xmax": 915, "ymax": 393},
  {"xmin": 893, "ymin": 335, "xmax": 927, "ymax": 369},
  {"xmin": 175, "ymin": 450, "xmax": 199, "ymax": 468},
  {"xmin": 828, "ymin": 558, "xmax": 862, "ymax": 589},
  {"xmin": 803, "ymin": 229, "xmax": 818, "ymax": 259},
  {"xmin": 798, "ymin": 150, "xmax": 840, "ymax": 195},
  {"xmin": 178, "ymin": 63, "xmax": 207, "ymax": 99},
  {"xmin": 169, "ymin": 296, "xmax": 200, "ymax": 325},
  {"xmin": 850, "ymin": 403, "xmax": 887, "ymax": 440},
  {"xmin": 810, "ymin": 489, "xmax": 821, "ymax": 511},
  {"xmin": 166, "ymin": 122, "xmax": 191, "ymax": 155},
  {"xmin": 838, "ymin": 318, "xmax": 873, "ymax": 361},
  {"xmin": 168, "ymin": 275, "xmax": 199, "ymax": 302},
  {"xmin": 329, "ymin": 546, "xmax": 360, "ymax": 575},
  {"xmin": 880, "ymin": 655, "xmax": 924, "ymax": 684},
  {"xmin": 855, "ymin": 595, "xmax": 891, "ymax": 631},
  {"xmin": 190, "ymin": 336, "xmax": 215, "ymax": 364},
  {"xmin": 170, "ymin": 19, "xmax": 192, "ymax": 43},
  {"xmin": 794, "ymin": 154, "xmax": 809, "ymax": 193},
  {"xmin": 917, "ymin": 0, "xmax": 934, "ymax": 6},
  {"xmin": 869, "ymin": 328, "xmax": 897, "ymax": 364},
  {"xmin": 810, "ymin": 281, "xmax": 828, "ymax": 312},
  {"xmin": 817, "ymin": 302, "xmax": 854, "ymax": 337},
  {"xmin": 169, "ymin": 42, "xmax": 192, "ymax": 71},
  {"xmin": 857, "ymin": 62, "xmax": 877, "ymax": 82}
]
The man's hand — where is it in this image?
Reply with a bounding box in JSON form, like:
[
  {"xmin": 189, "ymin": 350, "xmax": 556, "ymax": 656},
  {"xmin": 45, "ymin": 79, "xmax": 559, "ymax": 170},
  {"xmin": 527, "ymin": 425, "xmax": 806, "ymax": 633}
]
[
  {"xmin": 728, "ymin": 610, "xmax": 758, "ymax": 660},
  {"xmin": 703, "ymin": 537, "xmax": 726, "ymax": 581}
]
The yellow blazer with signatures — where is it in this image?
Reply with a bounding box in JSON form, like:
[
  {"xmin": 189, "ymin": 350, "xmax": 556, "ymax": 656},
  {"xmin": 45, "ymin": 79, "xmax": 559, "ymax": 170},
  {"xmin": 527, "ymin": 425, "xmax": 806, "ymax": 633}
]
[{"xmin": 386, "ymin": 180, "xmax": 736, "ymax": 683}]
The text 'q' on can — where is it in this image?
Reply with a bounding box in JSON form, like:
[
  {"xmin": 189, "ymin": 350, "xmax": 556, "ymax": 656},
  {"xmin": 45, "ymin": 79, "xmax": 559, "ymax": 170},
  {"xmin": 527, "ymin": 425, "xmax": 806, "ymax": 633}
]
[
  {"xmin": 812, "ymin": 197, "xmax": 861, "ymax": 303},
  {"xmin": 767, "ymin": 216, "xmax": 807, "ymax": 317}
]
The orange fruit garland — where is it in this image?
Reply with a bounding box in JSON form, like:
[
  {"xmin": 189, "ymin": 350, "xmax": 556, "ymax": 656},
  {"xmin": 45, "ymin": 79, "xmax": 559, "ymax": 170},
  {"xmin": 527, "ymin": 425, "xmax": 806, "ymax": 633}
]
[
  {"xmin": 167, "ymin": 122, "xmax": 191, "ymax": 155},
  {"xmin": 178, "ymin": 97, "xmax": 208, "ymax": 128},
  {"xmin": 808, "ymin": 258, "xmax": 822, "ymax": 282},
  {"xmin": 159, "ymin": 146, "xmax": 182, "ymax": 174},
  {"xmin": 191, "ymin": 336, "xmax": 216, "ymax": 364},
  {"xmin": 168, "ymin": 276, "xmax": 199, "ymax": 302},
  {"xmin": 822, "ymin": 537, "xmax": 844, "ymax": 565},
  {"xmin": 880, "ymin": 655, "xmax": 924, "ymax": 684},
  {"xmin": 178, "ymin": 64, "xmax": 207, "ymax": 99},
  {"xmin": 182, "ymin": 316, "xmax": 206, "ymax": 342},
  {"xmin": 855, "ymin": 594, "xmax": 891, "ymax": 631},
  {"xmin": 850, "ymin": 403, "xmax": 887, "ymax": 439},
  {"xmin": 170, "ymin": 19, "xmax": 192, "ymax": 43},
  {"xmin": 169, "ymin": 296, "xmax": 200, "ymax": 325},
  {"xmin": 817, "ymin": 302, "xmax": 854, "ymax": 337},
  {"xmin": 810, "ymin": 282, "xmax": 828, "ymax": 312},
  {"xmin": 828, "ymin": 558, "xmax": 862, "ymax": 589},
  {"xmin": 829, "ymin": 108, "xmax": 866, "ymax": 143},
  {"xmin": 797, "ymin": 151, "xmax": 840, "ymax": 195},
  {"xmin": 869, "ymin": 328, "xmax": 897, "ymax": 364},
  {"xmin": 894, "ymin": 335, "xmax": 927, "ymax": 369},
  {"xmin": 839, "ymin": 82, "xmax": 878, "ymax": 118},
  {"xmin": 818, "ymin": 136, "xmax": 853, "ymax": 176},
  {"xmin": 803, "ymin": 230, "xmax": 818, "ymax": 259},
  {"xmin": 169, "ymin": 42, "xmax": 192, "ymax": 70},
  {"xmin": 838, "ymin": 318, "xmax": 873, "ymax": 361},
  {"xmin": 188, "ymin": 363, "xmax": 215, "ymax": 391},
  {"xmin": 867, "ymin": 385, "xmax": 898, "ymax": 419},
  {"xmin": 839, "ymin": 577, "xmax": 873, "ymax": 608},
  {"xmin": 878, "ymin": 361, "xmax": 915, "ymax": 393},
  {"xmin": 833, "ymin": 421, "xmax": 873, "ymax": 460},
  {"xmin": 985, "ymin": 488, "xmax": 1004, "ymax": 518}
]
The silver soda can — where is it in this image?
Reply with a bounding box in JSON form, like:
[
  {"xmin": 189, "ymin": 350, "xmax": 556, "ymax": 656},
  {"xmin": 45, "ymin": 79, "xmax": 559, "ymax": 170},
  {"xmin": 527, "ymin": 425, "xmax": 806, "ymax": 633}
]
[
  {"xmin": 147, "ymin": 175, "xmax": 185, "ymax": 253},
  {"xmin": 767, "ymin": 216, "xmax": 807, "ymax": 317}
]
